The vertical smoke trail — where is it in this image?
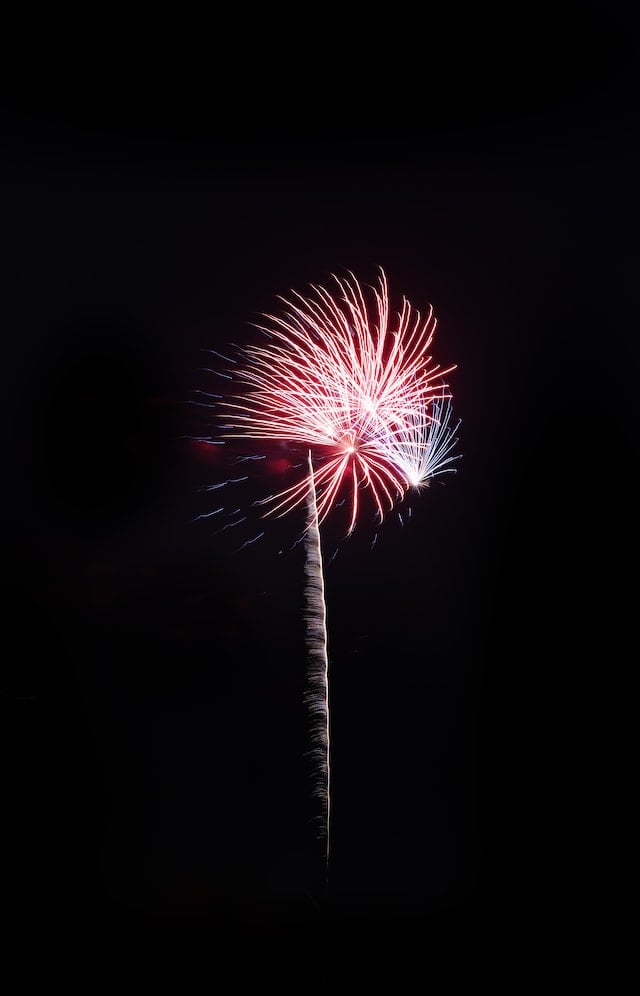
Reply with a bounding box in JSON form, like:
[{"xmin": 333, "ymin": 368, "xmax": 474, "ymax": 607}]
[{"xmin": 303, "ymin": 450, "xmax": 331, "ymax": 872}]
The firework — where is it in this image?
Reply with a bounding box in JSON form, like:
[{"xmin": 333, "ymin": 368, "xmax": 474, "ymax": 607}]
[
  {"xmin": 380, "ymin": 390, "xmax": 461, "ymax": 490},
  {"xmin": 208, "ymin": 268, "xmax": 459, "ymax": 875},
  {"xmin": 217, "ymin": 268, "xmax": 456, "ymax": 535}
]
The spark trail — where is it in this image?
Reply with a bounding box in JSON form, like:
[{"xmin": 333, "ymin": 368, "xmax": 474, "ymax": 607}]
[{"xmin": 303, "ymin": 451, "xmax": 331, "ymax": 871}]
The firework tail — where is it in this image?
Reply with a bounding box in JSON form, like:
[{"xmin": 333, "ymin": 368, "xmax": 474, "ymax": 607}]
[{"xmin": 303, "ymin": 449, "xmax": 331, "ymax": 877}]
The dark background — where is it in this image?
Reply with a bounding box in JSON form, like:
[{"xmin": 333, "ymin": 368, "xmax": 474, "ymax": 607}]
[{"xmin": 1, "ymin": 3, "xmax": 636, "ymax": 955}]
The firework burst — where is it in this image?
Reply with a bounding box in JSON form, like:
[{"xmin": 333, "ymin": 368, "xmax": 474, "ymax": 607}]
[
  {"xmin": 204, "ymin": 268, "xmax": 460, "ymax": 876},
  {"xmin": 217, "ymin": 268, "xmax": 457, "ymax": 535},
  {"xmin": 380, "ymin": 390, "xmax": 461, "ymax": 490}
]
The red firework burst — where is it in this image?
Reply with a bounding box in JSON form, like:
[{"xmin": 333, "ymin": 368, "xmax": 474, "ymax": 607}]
[{"xmin": 215, "ymin": 268, "xmax": 458, "ymax": 535}]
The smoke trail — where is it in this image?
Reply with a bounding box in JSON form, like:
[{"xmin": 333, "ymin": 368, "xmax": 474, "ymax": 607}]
[{"xmin": 303, "ymin": 450, "xmax": 330, "ymax": 872}]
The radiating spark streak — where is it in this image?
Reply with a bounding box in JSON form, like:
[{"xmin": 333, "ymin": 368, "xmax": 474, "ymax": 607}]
[
  {"xmin": 252, "ymin": 494, "xmax": 277, "ymax": 507},
  {"xmin": 193, "ymin": 508, "xmax": 223, "ymax": 521},
  {"xmin": 215, "ymin": 516, "xmax": 247, "ymax": 533},
  {"xmin": 200, "ymin": 368, "xmax": 233, "ymax": 379},
  {"xmin": 198, "ymin": 476, "xmax": 248, "ymax": 491},
  {"xmin": 183, "ymin": 435, "xmax": 223, "ymax": 443},
  {"xmin": 237, "ymin": 532, "xmax": 264, "ymax": 551},
  {"xmin": 202, "ymin": 348, "xmax": 236, "ymax": 364}
]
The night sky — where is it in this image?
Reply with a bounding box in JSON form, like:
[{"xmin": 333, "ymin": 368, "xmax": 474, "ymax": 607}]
[{"xmin": 2, "ymin": 5, "xmax": 636, "ymax": 956}]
